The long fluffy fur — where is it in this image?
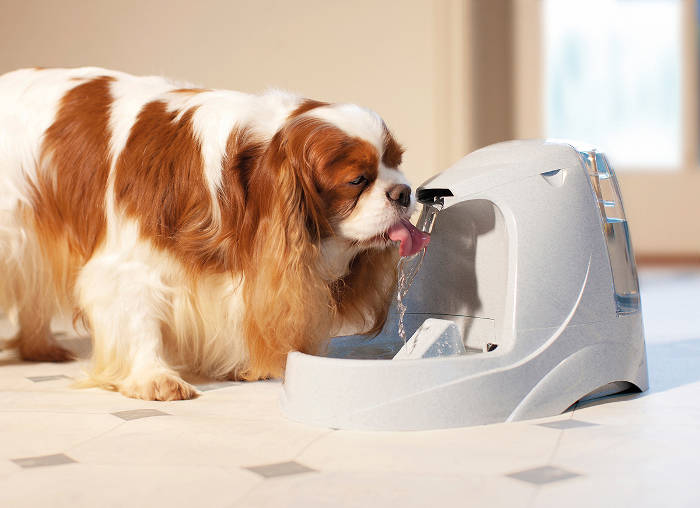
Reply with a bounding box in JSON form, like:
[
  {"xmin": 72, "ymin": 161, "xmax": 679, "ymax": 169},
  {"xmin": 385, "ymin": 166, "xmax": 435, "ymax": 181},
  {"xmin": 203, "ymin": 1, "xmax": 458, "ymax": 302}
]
[{"xmin": 0, "ymin": 67, "xmax": 412, "ymax": 400}]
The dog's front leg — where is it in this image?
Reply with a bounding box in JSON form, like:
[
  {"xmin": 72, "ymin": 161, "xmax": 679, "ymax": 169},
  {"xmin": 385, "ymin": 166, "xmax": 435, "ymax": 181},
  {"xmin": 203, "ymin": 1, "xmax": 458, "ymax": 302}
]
[{"xmin": 76, "ymin": 253, "xmax": 197, "ymax": 401}]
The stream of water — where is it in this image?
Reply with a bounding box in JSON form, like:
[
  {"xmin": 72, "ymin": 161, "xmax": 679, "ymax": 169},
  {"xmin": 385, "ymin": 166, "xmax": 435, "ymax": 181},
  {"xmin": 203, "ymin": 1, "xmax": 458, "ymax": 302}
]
[{"xmin": 396, "ymin": 247, "xmax": 427, "ymax": 343}]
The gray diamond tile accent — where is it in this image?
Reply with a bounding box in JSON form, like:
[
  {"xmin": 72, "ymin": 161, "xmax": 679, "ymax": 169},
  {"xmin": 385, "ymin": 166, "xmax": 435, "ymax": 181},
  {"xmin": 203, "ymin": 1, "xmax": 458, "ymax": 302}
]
[
  {"xmin": 244, "ymin": 461, "xmax": 316, "ymax": 478},
  {"xmin": 12, "ymin": 453, "xmax": 76, "ymax": 468},
  {"xmin": 195, "ymin": 381, "xmax": 240, "ymax": 392},
  {"xmin": 111, "ymin": 408, "xmax": 171, "ymax": 421},
  {"xmin": 538, "ymin": 419, "xmax": 599, "ymax": 430},
  {"xmin": 507, "ymin": 466, "xmax": 581, "ymax": 485},
  {"xmin": 27, "ymin": 375, "xmax": 71, "ymax": 382}
]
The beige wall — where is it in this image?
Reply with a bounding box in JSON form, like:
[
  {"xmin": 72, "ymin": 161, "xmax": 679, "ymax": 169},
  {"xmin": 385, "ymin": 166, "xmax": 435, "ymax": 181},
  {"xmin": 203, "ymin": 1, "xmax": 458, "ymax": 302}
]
[
  {"xmin": 5, "ymin": 0, "xmax": 687, "ymax": 258},
  {"xmin": 0, "ymin": 0, "xmax": 472, "ymax": 188}
]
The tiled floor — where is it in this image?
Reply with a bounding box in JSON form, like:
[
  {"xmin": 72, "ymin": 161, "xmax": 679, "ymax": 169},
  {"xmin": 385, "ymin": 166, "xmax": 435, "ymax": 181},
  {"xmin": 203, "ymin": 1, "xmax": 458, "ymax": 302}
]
[{"xmin": 1, "ymin": 269, "xmax": 699, "ymax": 507}]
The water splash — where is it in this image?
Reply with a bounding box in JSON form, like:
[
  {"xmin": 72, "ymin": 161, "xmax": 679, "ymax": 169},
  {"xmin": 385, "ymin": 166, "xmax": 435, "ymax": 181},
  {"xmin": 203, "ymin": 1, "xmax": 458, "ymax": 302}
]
[{"xmin": 396, "ymin": 248, "xmax": 427, "ymax": 343}]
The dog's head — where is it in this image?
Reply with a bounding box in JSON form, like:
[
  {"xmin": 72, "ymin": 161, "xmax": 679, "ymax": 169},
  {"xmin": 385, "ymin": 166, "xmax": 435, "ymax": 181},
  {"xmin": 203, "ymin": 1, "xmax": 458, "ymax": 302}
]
[{"xmin": 248, "ymin": 102, "xmax": 428, "ymax": 273}]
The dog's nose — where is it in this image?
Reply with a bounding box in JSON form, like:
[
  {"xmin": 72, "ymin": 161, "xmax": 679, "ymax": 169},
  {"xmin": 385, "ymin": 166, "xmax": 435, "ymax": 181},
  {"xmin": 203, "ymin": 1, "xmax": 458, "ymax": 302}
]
[{"xmin": 386, "ymin": 184, "xmax": 411, "ymax": 209}]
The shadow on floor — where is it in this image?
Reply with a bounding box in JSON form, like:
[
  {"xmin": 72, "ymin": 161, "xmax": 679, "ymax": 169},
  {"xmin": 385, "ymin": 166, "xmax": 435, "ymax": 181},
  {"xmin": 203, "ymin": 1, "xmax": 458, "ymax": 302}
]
[
  {"xmin": 57, "ymin": 335, "xmax": 92, "ymax": 359},
  {"xmin": 575, "ymin": 337, "xmax": 700, "ymax": 411},
  {"xmin": 0, "ymin": 334, "xmax": 92, "ymax": 366},
  {"xmin": 645, "ymin": 337, "xmax": 700, "ymax": 393}
]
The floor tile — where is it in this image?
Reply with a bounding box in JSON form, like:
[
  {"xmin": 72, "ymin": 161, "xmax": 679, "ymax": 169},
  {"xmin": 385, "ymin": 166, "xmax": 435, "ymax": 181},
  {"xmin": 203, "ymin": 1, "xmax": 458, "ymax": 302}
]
[
  {"xmin": 69, "ymin": 415, "xmax": 328, "ymax": 468},
  {"xmin": 0, "ymin": 464, "xmax": 259, "ymax": 508},
  {"xmin": 11, "ymin": 453, "xmax": 76, "ymax": 468},
  {"xmin": 299, "ymin": 421, "xmax": 560, "ymax": 475},
  {"xmin": 156, "ymin": 381, "xmax": 285, "ymax": 421},
  {"xmin": 195, "ymin": 381, "xmax": 240, "ymax": 392},
  {"xmin": 244, "ymin": 460, "xmax": 316, "ymax": 478},
  {"xmin": 506, "ymin": 465, "xmax": 581, "ymax": 485},
  {"xmin": 549, "ymin": 421, "xmax": 700, "ymax": 477},
  {"xmin": 111, "ymin": 408, "xmax": 170, "ymax": 421},
  {"xmin": 26, "ymin": 375, "xmax": 72, "ymax": 383},
  {"xmin": 532, "ymin": 470, "xmax": 700, "ymax": 508},
  {"xmin": 573, "ymin": 386, "xmax": 700, "ymax": 426},
  {"xmin": 235, "ymin": 471, "xmax": 534, "ymax": 508},
  {"xmin": 0, "ymin": 386, "xmax": 184, "ymax": 414},
  {"xmin": 0, "ymin": 412, "xmax": 122, "ymax": 459},
  {"xmin": 537, "ymin": 419, "xmax": 598, "ymax": 430}
]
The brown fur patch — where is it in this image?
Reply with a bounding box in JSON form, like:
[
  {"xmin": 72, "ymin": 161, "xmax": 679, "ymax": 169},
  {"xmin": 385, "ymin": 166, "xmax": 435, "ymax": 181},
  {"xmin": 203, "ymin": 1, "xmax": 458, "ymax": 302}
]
[
  {"xmin": 170, "ymin": 88, "xmax": 210, "ymax": 94},
  {"xmin": 32, "ymin": 75, "xmax": 115, "ymax": 266},
  {"xmin": 289, "ymin": 98, "xmax": 329, "ymax": 118},
  {"xmin": 382, "ymin": 126, "xmax": 404, "ymax": 168},
  {"xmin": 318, "ymin": 134, "xmax": 379, "ymax": 221},
  {"xmin": 114, "ymin": 105, "xmax": 274, "ymax": 276},
  {"xmin": 218, "ymin": 126, "xmax": 266, "ymax": 269},
  {"xmin": 113, "ymin": 101, "xmax": 232, "ymax": 273}
]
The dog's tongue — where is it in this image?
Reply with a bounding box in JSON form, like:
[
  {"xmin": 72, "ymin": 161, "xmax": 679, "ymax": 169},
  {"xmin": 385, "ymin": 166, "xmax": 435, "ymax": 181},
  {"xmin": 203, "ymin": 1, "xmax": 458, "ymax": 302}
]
[{"xmin": 388, "ymin": 218, "xmax": 431, "ymax": 257}]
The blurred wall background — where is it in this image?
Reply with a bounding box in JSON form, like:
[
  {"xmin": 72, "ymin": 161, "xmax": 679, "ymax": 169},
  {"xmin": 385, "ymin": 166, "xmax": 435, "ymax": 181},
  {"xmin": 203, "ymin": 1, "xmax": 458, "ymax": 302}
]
[
  {"xmin": 0, "ymin": 0, "xmax": 471, "ymax": 188},
  {"xmin": 1, "ymin": 0, "xmax": 697, "ymax": 261}
]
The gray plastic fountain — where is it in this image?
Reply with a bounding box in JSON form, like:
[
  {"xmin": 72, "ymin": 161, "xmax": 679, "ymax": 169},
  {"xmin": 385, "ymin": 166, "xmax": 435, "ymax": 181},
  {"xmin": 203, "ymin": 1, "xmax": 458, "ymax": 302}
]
[{"xmin": 281, "ymin": 139, "xmax": 649, "ymax": 431}]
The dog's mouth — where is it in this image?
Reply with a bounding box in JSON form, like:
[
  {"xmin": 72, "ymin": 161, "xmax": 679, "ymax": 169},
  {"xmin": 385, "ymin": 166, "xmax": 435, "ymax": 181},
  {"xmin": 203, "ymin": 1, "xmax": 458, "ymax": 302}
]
[
  {"xmin": 387, "ymin": 218, "xmax": 431, "ymax": 256},
  {"xmin": 357, "ymin": 218, "xmax": 431, "ymax": 257}
]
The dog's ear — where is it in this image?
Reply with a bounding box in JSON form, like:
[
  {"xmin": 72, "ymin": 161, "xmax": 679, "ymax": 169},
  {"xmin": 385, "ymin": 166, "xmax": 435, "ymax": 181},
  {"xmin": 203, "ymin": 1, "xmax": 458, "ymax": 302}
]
[
  {"xmin": 332, "ymin": 247, "xmax": 399, "ymax": 337},
  {"xmin": 240, "ymin": 119, "xmax": 335, "ymax": 379}
]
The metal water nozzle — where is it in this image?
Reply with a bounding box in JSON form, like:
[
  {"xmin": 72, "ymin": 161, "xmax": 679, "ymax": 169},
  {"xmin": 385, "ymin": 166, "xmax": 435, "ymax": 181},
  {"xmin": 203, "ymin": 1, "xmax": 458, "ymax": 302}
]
[{"xmin": 415, "ymin": 187, "xmax": 453, "ymax": 234}]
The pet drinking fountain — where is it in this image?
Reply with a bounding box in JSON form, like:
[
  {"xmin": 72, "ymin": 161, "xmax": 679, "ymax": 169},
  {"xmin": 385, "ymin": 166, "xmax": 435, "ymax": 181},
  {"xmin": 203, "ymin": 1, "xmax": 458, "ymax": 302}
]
[{"xmin": 281, "ymin": 139, "xmax": 649, "ymax": 431}]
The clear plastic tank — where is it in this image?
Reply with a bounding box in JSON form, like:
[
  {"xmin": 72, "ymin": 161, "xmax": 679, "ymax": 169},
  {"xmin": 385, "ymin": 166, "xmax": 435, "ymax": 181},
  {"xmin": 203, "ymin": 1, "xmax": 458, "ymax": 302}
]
[{"xmin": 580, "ymin": 150, "xmax": 641, "ymax": 315}]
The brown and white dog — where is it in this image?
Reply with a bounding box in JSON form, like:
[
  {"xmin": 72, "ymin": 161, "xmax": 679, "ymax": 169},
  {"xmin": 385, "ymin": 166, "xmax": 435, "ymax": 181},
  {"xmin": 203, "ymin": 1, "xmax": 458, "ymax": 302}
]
[{"xmin": 0, "ymin": 67, "xmax": 429, "ymax": 400}]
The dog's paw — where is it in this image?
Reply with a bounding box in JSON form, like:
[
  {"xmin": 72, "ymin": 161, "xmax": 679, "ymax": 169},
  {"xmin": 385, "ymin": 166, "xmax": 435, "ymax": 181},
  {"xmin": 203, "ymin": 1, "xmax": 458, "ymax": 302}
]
[{"xmin": 119, "ymin": 371, "xmax": 199, "ymax": 401}]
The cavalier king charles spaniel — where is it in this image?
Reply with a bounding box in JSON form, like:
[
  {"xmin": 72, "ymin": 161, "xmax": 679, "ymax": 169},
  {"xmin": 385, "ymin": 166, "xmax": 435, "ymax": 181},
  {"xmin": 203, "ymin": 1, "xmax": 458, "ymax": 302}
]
[{"xmin": 0, "ymin": 67, "xmax": 429, "ymax": 400}]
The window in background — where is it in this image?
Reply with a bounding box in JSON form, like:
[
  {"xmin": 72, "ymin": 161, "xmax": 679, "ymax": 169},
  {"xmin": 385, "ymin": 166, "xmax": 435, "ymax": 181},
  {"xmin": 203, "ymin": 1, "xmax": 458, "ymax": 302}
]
[{"xmin": 544, "ymin": 0, "xmax": 682, "ymax": 169}]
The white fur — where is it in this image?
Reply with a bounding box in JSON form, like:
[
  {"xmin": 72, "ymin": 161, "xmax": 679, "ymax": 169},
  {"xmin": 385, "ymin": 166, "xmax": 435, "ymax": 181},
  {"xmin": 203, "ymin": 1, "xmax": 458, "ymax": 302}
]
[{"xmin": 309, "ymin": 103, "xmax": 385, "ymax": 153}]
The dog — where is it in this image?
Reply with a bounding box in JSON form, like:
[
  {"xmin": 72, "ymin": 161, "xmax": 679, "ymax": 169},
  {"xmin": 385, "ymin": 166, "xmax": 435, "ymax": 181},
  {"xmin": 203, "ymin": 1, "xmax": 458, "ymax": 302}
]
[{"xmin": 0, "ymin": 67, "xmax": 430, "ymax": 400}]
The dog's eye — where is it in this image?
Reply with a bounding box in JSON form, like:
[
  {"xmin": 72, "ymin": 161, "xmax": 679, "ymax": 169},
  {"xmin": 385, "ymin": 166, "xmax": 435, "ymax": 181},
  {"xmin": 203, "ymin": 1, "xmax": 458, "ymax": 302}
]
[{"xmin": 349, "ymin": 175, "xmax": 367, "ymax": 186}]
